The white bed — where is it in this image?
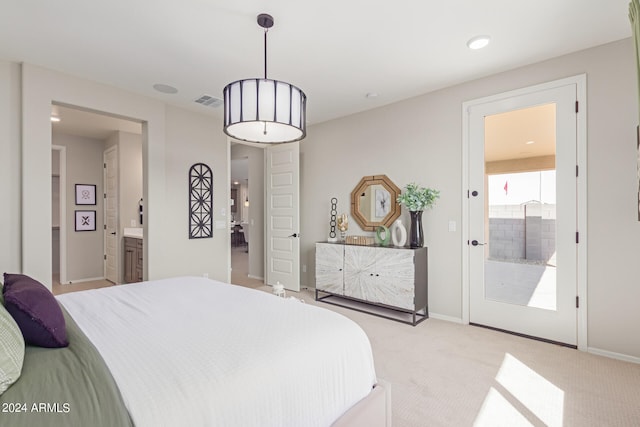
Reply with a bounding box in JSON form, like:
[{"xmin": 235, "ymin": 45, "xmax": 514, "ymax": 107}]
[{"xmin": 56, "ymin": 276, "xmax": 388, "ymax": 426}]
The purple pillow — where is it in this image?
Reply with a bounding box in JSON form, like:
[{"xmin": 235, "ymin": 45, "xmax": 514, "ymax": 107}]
[{"xmin": 2, "ymin": 273, "xmax": 68, "ymax": 348}]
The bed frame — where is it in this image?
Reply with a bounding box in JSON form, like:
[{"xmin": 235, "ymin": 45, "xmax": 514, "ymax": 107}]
[{"xmin": 332, "ymin": 379, "xmax": 392, "ymax": 427}]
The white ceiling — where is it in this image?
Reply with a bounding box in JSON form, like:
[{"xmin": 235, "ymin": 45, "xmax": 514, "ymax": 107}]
[
  {"xmin": 51, "ymin": 104, "xmax": 141, "ymax": 139},
  {"xmin": 0, "ymin": 1, "xmax": 631, "ymax": 128}
]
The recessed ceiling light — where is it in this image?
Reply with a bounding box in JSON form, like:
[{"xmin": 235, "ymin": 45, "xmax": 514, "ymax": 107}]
[
  {"xmin": 525, "ymin": 140, "xmax": 535, "ymax": 145},
  {"xmin": 50, "ymin": 116, "xmax": 61, "ymax": 122},
  {"xmin": 467, "ymin": 35, "xmax": 491, "ymax": 50},
  {"xmin": 366, "ymin": 92, "xmax": 378, "ymax": 99},
  {"xmin": 153, "ymin": 83, "xmax": 178, "ymax": 94}
]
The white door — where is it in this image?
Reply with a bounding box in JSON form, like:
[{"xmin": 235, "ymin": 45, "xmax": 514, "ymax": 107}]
[
  {"xmin": 265, "ymin": 142, "xmax": 300, "ymax": 291},
  {"xmin": 468, "ymin": 82, "xmax": 578, "ymax": 346},
  {"xmin": 104, "ymin": 146, "xmax": 118, "ymax": 283}
]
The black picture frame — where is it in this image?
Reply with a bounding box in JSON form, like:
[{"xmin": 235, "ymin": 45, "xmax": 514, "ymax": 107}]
[
  {"xmin": 75, "ymin": 210, "xmax": 96, "ymax": 231},
  {"xmin": 189, "ymin": 163, "xmax": 213, "ymax": 239},
  {"xmin": 75, "ymin": 184, "xmax": 97, "ymax": 205}
]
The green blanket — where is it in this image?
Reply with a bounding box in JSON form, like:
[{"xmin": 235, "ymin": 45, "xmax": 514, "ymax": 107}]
[{"xmin": 0, "ymin": 307, "xmax": 133, "ymax": 427}]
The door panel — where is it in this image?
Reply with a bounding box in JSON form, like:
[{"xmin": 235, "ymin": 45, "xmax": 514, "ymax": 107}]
[
  {"xmin": 468, "ymin": 84, "xmax": 577, "ymax": 346},
  {"xmin": 104, "ymin": 146, "xmax": 118, "ymax": 284},
  {"xmin": 265, "ymin": 143, "xmax": 300, "ymax": 291}
]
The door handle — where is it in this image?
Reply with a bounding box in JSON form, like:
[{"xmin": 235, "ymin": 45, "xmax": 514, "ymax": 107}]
[
  {"xmin": 288, "ymin": 233, "xmax": 300, "ymax": 238},
  {"xmin": 110, "ymin": 232, "xmax": 116, "ymax": 235},
  {"xmin": 470, "ymin": 240, "xmax": 485, "ymax": 246}
]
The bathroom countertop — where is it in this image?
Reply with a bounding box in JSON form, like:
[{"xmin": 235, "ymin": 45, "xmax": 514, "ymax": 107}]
[{"xmin": 123, "ymin": 227, "xmax": 143, "ymax": 239}]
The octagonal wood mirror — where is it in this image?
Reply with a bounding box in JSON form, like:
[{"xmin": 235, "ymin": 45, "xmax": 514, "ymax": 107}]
[{"xmin": 350, "ymin": 175, "xmax": 401, "ymax": 231}]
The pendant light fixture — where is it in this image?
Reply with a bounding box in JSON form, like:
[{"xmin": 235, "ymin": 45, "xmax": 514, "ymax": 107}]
[{"xmin": 223, "ymin": 13, "xmax": 307, "ymax": 144}]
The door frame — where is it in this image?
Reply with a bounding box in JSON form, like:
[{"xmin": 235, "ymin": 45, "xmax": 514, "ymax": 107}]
[
  {"xmin": 103, "ymin": 145, "xmax": 118, "ymax": 283},
  {"xmin": 461, "ymin": 74, "xmax": 588, "ymax": 351},
  {"xmin": 51, "ymin": 145, "xmax": 67, "ymax": 285}
]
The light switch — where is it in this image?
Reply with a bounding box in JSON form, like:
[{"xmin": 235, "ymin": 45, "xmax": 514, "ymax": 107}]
[{"xmin": 448, "ymin": 220, "xmax": 456, "ymax": 232}]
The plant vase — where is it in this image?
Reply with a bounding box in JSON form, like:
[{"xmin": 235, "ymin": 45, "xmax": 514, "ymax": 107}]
[{"xmin": 409, "ymin": 210, "xmax": 424, "ymax": 248}]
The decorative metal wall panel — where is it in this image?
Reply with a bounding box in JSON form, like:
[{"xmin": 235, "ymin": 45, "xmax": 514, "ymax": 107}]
[{"xmin": 189, "ymin": 163, "xmax": 213, "ymax": 239}]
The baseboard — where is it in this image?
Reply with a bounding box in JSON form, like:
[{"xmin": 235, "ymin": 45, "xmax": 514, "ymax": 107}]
[
  {"xmin": 65, "ymin": 276, "xmax": 106, "ymax": 284},
  {"xmin": 247, "ymin": 274, "xmax": 264, "ymax": 281},
  {"xmin": 588, "ymin": 347, "xmax": 640, "ymax": 364},
  {"xmin": 429, "ymin": 312, "xmax": 464, "ymax": 324}
]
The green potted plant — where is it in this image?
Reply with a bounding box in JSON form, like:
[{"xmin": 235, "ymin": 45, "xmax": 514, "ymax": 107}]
[{"xmin": 397, "ymin": 183, "xmax": 440, "ymax": 248}]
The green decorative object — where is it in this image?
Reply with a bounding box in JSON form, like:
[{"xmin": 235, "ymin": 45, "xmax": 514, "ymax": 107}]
[
  {"xmin": 375, "ymin": 225, "xmax": 391, "ymax": 246},
  {"xmin": 396, "ymin": 183, "xmax": 440, "ymax": 212}
]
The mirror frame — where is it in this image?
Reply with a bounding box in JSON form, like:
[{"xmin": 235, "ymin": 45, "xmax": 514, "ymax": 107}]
[{"xmin": 350, "ymin": 174, "xmax": 401, "ymax": 231}]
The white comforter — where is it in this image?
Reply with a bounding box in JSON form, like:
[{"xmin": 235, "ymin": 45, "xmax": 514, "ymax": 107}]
[{"xmin": 57, "ymin": 277, "xmax": 377, "ymax": 427}]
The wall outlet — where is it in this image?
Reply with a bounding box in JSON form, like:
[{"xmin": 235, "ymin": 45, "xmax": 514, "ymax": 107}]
[
  {"xmin": 203, "ymin": 273, "xmax": 209, "ymax": 279},
  {"xmin": 448, "ymin": 220, "xmax": 457, "ymax": 232},
  {"xmin": 130, "ymin": 219, "xmax": 136, "ymax": 227},
  {"xmin": 302, "ymin": 265, "xmax": 307, "ymax": 273}
]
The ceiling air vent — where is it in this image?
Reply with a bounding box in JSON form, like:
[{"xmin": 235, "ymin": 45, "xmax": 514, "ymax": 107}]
[{"xmin": 194, "ymin": 95, "xmax": 223, "ymax": 108}]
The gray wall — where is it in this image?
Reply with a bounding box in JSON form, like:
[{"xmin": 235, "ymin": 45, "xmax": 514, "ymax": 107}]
[
  {"xmin": 489, "ymin": 204, "xmax": 556, "ymax": 262},
  {"xmin": 52, "ymin": 133, "xmax": 106, "ymax": 281},
  {"xmin": 0, "ymin": 61, "xmax": 21, "ymax": 274},
  {"xmin": 301, "ymin": 38, "xmax": 640, "ymax": 359},
  {"xmin": 6, "ymin": 63, "xmax": 230, "ymax": 288}
]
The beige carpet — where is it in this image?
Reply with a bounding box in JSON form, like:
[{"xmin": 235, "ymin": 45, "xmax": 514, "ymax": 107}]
[{"xmin": 265, "ymin": 287, "xmax": 640, "ymax": 427}]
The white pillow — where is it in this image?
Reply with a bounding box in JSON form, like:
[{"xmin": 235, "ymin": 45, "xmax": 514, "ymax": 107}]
[{"xmin": 0, "ymin": 301, "xmax": 25, "ymax": 395}]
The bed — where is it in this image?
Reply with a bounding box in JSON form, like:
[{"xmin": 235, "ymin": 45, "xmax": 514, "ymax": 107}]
[{"xmin": 0, "ymin": 276, "xmax": 390, "ymax": 426}]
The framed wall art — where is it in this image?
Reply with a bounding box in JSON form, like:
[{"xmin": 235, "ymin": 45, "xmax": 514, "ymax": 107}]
[
  {"xmin": 75, "ymin": 184, "xmax": 96, "ymax": 205},
  {"xmin": 189, "ymin": 163, "xmax": 213, "ymax": 239},
  {"xmin": 75, "ymin": 210, "xmax": 96, "ymax": 231}
]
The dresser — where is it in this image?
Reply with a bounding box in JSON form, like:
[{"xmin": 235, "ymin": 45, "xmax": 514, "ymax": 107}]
[{"xmin": 315, "ymin": 242, "xmax": 428, "ymax": 325}]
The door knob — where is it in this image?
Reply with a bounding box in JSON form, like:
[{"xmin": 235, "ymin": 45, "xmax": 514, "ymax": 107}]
[
  {"xmin": 110, "ymin": 232, "xmax": 116, "ymax": 235},
  {"xmin": 471, "ymin": 240, "xmax": 485, "ymax": 246},
  {"xmin": 471, "ymin": 190, "xmax": 479, "ymax": 197},
  {"xmin": 288, "ymin": 233, "xmax": 299, "ymax": 238}
]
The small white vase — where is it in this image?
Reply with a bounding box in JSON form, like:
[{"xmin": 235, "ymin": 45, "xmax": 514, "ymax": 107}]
[{"xmin": 391, "ymin": 219, "xmax": 407, "ymax": 247}]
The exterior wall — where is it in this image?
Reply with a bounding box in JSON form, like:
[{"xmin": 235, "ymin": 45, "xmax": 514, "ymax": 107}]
[{"xmin": 489, "ymin": 204, "xmax": 556, "ymax": 263}]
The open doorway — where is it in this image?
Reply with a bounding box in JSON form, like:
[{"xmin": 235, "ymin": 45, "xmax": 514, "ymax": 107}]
[
  {"xmin": 229, "ymin": 143, "xmax": 265, "ymax": 289},
  {"xmin": 51, "ymin": 104, "xmax": 142, "ymax": 293}
]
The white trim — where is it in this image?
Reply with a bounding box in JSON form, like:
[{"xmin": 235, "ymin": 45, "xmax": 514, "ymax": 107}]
[
  {"xmin": 588, "ymin": 347, "xmax": 640, "ymax": 364},
  {"xmin": 575, "ymin": 74, "xmax": 588, "ymax": 352},
  {"xmin": 65, "ymin": 276, "xmax": 106, "ymax": 284},
  {"xmin": 52, "ymin": 145, "xmax": 67, "ymax": 285},
  {"xmin": 103, "ymin": 145, "xmax": 119, "ymax": 284},
  {"xmin": 429, "ymin": 312, "xmax": 464, "ymax": 324},
  {"xmin": 248, "ymin": 274, "xmax": 265, "ymax": 281},
  {"xmin": 461, "ymin": 74, "xmax": 588, "ymax": 350}
]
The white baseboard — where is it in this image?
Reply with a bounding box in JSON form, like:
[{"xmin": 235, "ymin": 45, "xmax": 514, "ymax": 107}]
[
  {"xmin": 429, "ymin": 312, "xmax": 464, "ymax": 324},
  {"xmin": 247, "ymin": 274, "xmax": 264, "ymax": 281},
  {"xmin": 65, "ymin": 276, "xmax": 106, "ymax": 285},
  {"xmin": 588, "ymin": 347, "xmax": 640, "ymax": 364}
]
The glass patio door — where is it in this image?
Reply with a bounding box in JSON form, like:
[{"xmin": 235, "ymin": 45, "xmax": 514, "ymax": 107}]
[{"xmin": 468, "ymin": 83, "xmax": 578, "ymax": 346}]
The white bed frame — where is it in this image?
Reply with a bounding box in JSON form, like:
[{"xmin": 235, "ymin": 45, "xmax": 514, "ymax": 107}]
[{"xmin": 332, "ymin": 379, "xmax": 392, "ymax": 427}]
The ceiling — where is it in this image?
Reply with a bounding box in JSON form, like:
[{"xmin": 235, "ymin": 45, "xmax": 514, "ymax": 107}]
[
  {"xmin": 51, "ymin": 105, "xmax": 141, "ymax": 139},
  {"xmin": 485, "ymin": 103, "xmax": 556, "ymax": 163},
  {"xmin": 0, "ymin": 1, "xmax": 631, "ymax": 128}
]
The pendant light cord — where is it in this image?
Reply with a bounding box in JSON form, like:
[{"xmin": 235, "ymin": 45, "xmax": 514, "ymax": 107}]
[{"xmin": 264, "ymin": 28, "xmax": 268, "ymax": 79}]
